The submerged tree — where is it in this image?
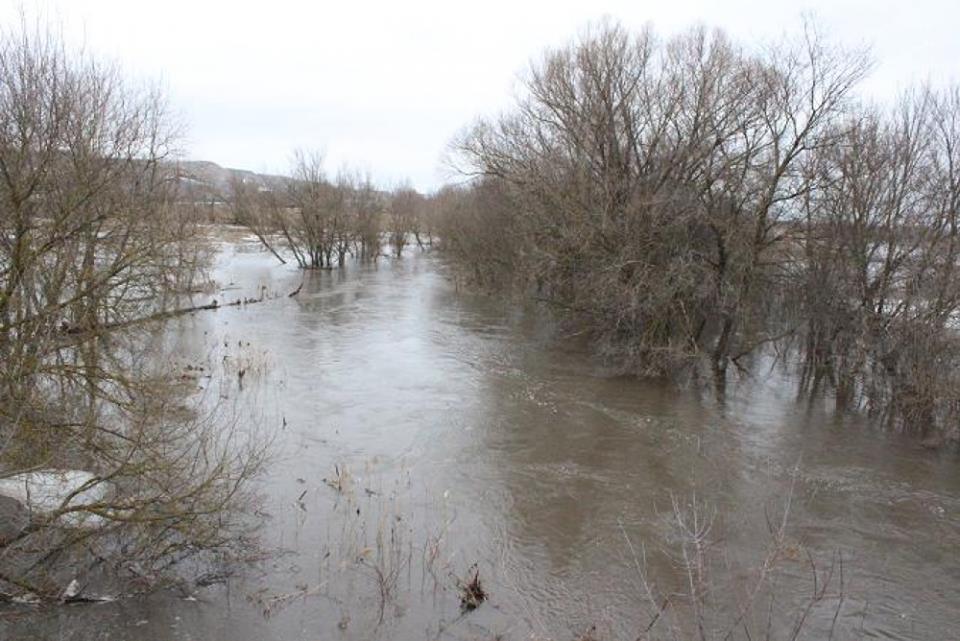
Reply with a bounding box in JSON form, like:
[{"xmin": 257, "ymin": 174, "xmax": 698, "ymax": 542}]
[
  {"xmin": 794, "ymin": 89, "xmax": 960, "ymax": 440},
  {"xmin": 440, "ymin": 20, "xmax": 960, "ymax": 442},
  {"xmin": 389, "ymin": 183, "xmax": 422, "ymax": 257},
  {"xmin": 230, "ymin": 155, "xmax": 407, "ymax": 266},
  {"xmin": 0, "ymin": 20, "xmax": 266, "ymax": 599},
  {"xmin": 448, "ymin": 21, "xmax": 868, "ymax": 373},
  {"xmin": 345, "ymin": 168, "xmax": 383, "ymax": 260}
]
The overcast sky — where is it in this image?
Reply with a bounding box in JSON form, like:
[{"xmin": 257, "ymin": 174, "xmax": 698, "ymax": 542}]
[{"xmin": 4, "ymin": 1, "xmax": 959, "ymax": 191}]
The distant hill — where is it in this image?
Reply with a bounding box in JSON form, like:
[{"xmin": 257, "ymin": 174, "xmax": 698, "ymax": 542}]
[{"xmin": 172, "ymin": 160, "xmax": 290, "ymax": 204}]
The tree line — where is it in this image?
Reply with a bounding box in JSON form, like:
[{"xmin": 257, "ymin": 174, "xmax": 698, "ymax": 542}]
[
  {"xmin": 229, "ymin": 152, "xmax": 437, "ymax": 266},
  {"xmin": 437, "ymin": 20, "xmax": 960, "ymax": 444}
]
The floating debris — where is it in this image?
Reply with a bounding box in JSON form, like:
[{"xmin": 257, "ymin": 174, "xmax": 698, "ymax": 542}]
[{"xmin": 456, "ymin": 564, "xmax": 486, "ymax": 611}]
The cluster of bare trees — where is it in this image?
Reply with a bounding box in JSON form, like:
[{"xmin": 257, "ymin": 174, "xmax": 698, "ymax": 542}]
[
  {"xmin": 792, "ymin": 89, "xmax": 960, "ymax": 440},
  {"xmin": 231, "ymin": 155, "xmax": 431, "ymax": 266},
  {"xmin": 0, "ymin": 22, "xmax": 265, "ymax": 599},
  {"xmin": 440, "ymin": 20, "xmax": 960, "ymax": 442}
]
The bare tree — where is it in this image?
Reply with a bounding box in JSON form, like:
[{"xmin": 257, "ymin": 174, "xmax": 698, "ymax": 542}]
[
  {"xmin": 230, "ymin": 156, "xmax": 388, "ymax": 268},
  {"xmin": 0, "ymin": 19, "xmax": 267, "ymax": 600},
  {"xmin": 795, "ymin": 88, "xmax": 960, "ymax": 441},
  {"xmin": 229, "ymin": 173, "xmax": 289, "ymax": 264},
  {"xmin": 442, "ymin": 19, "xmax": 960, "ymax": 443},
  {"xmin": 389, "ymin": 183, "xmax": 422, "ymax": 257},
  {"xmin": 349, "ymin": 170, "xmax": 384, "ymax": 260},
  {"xmin": 446, "ymin": 20, "xmax": 867, "ymax": 369}
]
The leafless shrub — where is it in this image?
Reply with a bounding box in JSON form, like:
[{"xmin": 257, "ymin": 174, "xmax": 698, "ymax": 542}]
[{"xmin": 618, "ymin": 486, "xmax": 848, "ymax": 641}]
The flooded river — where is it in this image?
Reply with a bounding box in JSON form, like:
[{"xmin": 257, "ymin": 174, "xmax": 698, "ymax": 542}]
[{"xmin": 2, "ymin": 236, "xmax": 958, "ymax": 640}]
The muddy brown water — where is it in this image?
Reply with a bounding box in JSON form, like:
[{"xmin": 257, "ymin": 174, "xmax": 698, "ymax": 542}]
[{"xmin": 2, "ymin": 236, "xmax": 958, "ymax": 640}]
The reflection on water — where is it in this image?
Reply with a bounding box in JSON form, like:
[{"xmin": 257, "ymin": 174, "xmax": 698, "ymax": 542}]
[{"xmin": 2, "ymin": 238, "xmax": 958, "ymax": 640}]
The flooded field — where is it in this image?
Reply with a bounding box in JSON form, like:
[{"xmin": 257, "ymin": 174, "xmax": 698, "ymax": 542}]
[{"xmin": 3, "ymin": 236, "xmax": 958, "ymax": 640}]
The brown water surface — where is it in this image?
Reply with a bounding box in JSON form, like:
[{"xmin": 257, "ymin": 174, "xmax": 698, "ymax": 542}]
[{"xmin": 2, "ymin": 237, "xmax": 958, "ymax": 640}]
